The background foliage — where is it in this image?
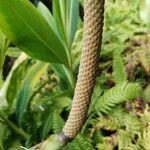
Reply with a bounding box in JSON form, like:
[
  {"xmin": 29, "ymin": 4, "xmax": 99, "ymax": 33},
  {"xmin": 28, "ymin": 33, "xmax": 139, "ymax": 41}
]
[{"xmin": 0, "ymin": 0, "xmax": 150, "ymax": 149}]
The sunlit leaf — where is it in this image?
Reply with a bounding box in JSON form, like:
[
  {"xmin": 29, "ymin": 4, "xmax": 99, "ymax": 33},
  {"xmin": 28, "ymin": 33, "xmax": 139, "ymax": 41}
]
[
  {"xmin": 140, "ymin": 0, "xmax": 150, "ymax": 24},
  {"xmin": 37, "ymin": 2, "xmax": 58, "ymax": 36},
  {"xmin": 6, "ymin": 47, "xmax": 21, "ymax": 58},
  {"xmin": 0, "ymin": 0, "xmax": 70, "ymax": 66}
]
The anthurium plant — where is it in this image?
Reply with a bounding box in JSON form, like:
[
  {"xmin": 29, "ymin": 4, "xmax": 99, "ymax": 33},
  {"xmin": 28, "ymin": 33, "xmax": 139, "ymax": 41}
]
[{"xmin": 0, "ymin": 0, "xmax": 150, "ymax": 150}]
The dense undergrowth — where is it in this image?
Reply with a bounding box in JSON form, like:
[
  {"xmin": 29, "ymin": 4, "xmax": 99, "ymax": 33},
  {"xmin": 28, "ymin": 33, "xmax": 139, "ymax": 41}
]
[{"xmin": 0, "ymin": 0, "xmax": 150, "ymax": 150}]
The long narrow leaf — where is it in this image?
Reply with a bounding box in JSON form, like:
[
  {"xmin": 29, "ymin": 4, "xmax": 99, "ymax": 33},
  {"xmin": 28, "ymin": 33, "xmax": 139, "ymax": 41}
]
[
  {"xmin": 51, "ymin": 64, "xmax": 75, "ymax": 90},
  {"xmin": 69, "ymin": 0, "xmax": 79, "ymax": 46},
  {"xmin": 53, "ymin": 0, "xmax": 67, "ymax": 46},
  {"xmin": 37, "ymin": 2, "xmax": 58, "ymax": 36},
  {"xmin": 0, "ymin": 0, "xmax": 70, "ymax": 66},
  {"xmin": 0, "ymin": 53, "xmax": 27, "ymax": 109},
  {"xmin": 15, "ymin": 62, "xmax": 48, "ymax": 125},
  {"xmin": 37, "ymin": 2, "xmax": 75, "ymax": 89},
  {"xmin": 53, "ymin": 0, "xmax": 79, "ymax": 49},
  {"xmin": 6, "ymin": 59, "xmax": 31, "ymax": 109},
  {"xmin": 0, "ymin": 31, "xmax": 6, "ymax": 70}
]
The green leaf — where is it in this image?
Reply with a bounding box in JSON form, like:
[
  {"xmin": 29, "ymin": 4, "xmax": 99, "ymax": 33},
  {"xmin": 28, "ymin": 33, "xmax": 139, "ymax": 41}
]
[
  {"xmin": 41, "ymin": 109, "xmax": 65, "ymax": 139},
  {"xmin": 41, "ymin": 108, "xmax": 54, "ymax": 139},
  {"xmin": 7, "ymin": 140, "xmax": 22, "ymax": 150},
  {"xmin": 53, "ymin": 0, "xmax": 67, "ymax": 46},
  {"xmin": 37, "ymin": 2, "xmax": 58, "ymax": 36},
  {"xmin": 140, "ymin": 0, "xmax": 150, "ymax": 24},
  {"xmin": 37, "ymin": 2, "xmax": 76, "ymax": 89},
  {"xmin": 0, "ymin": 123, "xmax": 6, "ymax": 150},
  {"xmin": 69, "ymin": 0, "xmax": 79, "ymax": 45},
  {"xmin": 6, "ymin": 59, "xmax": 31, "ymax": 109},
  {"xmin": 0, "ymin": 30, "xmax": 6, "ymax": 70},
  {"xmin": 15, "ymin": 61, "xmax": 48, "ymax": 125},
  {"xmin": 6, "ymin": 47, "xmax": 21, "ymax": 58},
  {"xmin": 51, "ymin": 64, "xmax": 75, "ymax": 90},
  {"xmin": 113, "ymin": 49, "xmax": 127, "ymax": 84},
  {"xmin": 142, "ymin": 85, "xmax": 150, "ymax": 102},
  {"xmin": 0, "ymin": 0, "xmax": 70, "ymax": 66},
  {"xmin": 51, "ymin": 110, "xmax": 64, "ymax": 134},
  {"xmin": 63, "ymin": 135, "xmax": 94, "ymax": 150},
  {"xmin": 41, "ymin": 109, "xmax": 64, "ymax": 138},
  {"xmin": 35, "ymin": 89, "xmax": 71, "ymax": 108},
  {"xmin": 95, "ymin": 82, "xmax": 142, "ymax": 114},
  {"xmin": 53, "ymin": 0, "xmax": 79, "ymax": 49},
  {"xmin": 0, "ymin": 53, "xmax": 27, "ymax": 109}
]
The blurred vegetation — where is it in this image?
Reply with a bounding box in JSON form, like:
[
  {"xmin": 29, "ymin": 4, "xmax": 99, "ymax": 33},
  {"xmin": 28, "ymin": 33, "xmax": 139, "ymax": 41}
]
[{"xmin": 0, "ymin": 0, "xmax": 150, "ymax": 149}]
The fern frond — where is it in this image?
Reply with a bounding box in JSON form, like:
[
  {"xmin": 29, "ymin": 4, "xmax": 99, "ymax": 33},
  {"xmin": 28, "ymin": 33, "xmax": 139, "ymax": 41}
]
[
  {"xmin": 63, "ymin": 135, "xmax": 93, "ymax": 150},
  {"xmin": 113, "ymin": 50, "xmax": 127, "ymax": 84},
  {"xmin": 52, "ymin": 110, "xmax": 64, "ymax": 134},
  {"xmin": 142, "ymin": 85, "xmax": 150, "ymax": 102},
  {"xmin": 139, "ymin": 49, "xmax": 150, "ymax": 75},
  {"xmin": 117, "ymin": 129, "xmax": 143, "ymax": 150},
  {"xmin": 95, "ymin": 82, "xmax": 142, "ymax": 114},
  {"xmin": 90, "ymin": 107, "xmax": 125, "ymax": 138},
  {"xmin": 96, "ymin": 134, "xmax": 117, "ymax": 150},
  {"xmin": 117, "ymin": 130, "xmax": 132, "ymax": 149},
  {"xmin": 96, "ymin": 143, "xmax": 113, "ymax": 150},
  {"xmin": 140, "ymin": 105, "xmax": 150, "ymax": 125},
  {"xmin": 123, "ymin": 114, "xmax": 142, "ymax": 136},
  {"xmin": 95, "ymin": 115, "xmax": 120, "ymax": 131},
  {"xmin": 138, "ymin": 125, "xmax": 150, "ymax": 150}
]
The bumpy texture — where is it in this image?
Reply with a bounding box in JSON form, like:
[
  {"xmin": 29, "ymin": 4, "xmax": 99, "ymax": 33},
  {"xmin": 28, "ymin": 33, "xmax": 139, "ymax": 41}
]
[{"xmin": 63, "ymin": 0, "xmax": 105, "ymax": 138}]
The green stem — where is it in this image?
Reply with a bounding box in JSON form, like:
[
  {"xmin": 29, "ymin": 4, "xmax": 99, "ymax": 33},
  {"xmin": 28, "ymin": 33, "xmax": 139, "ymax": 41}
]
[
  {"xmin": 40, "ymin": 135, "xmax": 65, "ymax": 150},
  {"xmin": 0, "ymin": 112, "xmax": 29, "ymax": 139}
]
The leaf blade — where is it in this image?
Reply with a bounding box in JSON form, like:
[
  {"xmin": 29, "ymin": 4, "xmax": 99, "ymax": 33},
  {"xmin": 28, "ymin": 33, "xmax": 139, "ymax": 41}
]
[
  {"xmin": 15, "ymin": 62, "xmax": 48, "ymax": 125},
  {"xmin": 0, "ymin": 0, "xmax": 70, "ymax": 66}
]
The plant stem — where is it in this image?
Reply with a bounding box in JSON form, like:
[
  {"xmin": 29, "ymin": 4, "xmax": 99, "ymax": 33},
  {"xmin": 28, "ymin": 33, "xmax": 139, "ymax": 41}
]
[
  {"xmin": 0, "ymin": 112, "xmax": 29, "ymax": 139},
  {"xmin": 40, "ymin": 135, "xmax": 65, "ymax": 150},
  {"xmin": 0, "ymin": 140, "xmax": 4, "ymax": 150}
]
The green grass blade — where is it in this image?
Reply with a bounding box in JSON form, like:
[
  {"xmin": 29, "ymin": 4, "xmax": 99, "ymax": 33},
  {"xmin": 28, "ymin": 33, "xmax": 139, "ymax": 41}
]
[{"xmin": 69, "ymin": 0, "xmax": 79, "ymax": 46}]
